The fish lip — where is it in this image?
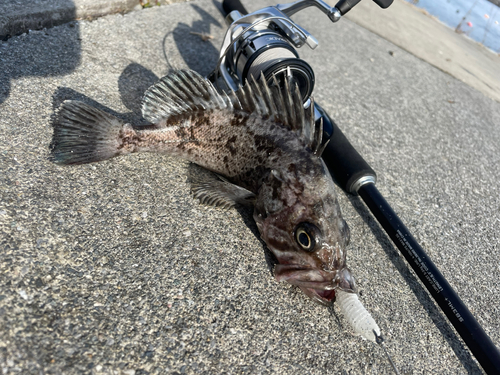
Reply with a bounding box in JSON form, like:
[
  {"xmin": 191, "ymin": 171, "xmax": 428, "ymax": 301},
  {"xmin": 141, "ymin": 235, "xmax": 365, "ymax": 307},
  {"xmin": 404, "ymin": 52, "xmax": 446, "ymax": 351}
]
[
  {"xmin": 274, "ymin": 264, "xmax": 357, "ymax": 304},
  {"xmin": 275, "ymin": 264, "xmax": 337, "ymax": 289}
]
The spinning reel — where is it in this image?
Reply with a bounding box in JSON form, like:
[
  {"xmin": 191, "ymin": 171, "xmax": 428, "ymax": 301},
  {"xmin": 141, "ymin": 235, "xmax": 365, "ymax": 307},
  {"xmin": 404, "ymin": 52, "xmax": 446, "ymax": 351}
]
[{"xmin": 208, "ymin": 0, "xmax": 392, "ymax": 107}]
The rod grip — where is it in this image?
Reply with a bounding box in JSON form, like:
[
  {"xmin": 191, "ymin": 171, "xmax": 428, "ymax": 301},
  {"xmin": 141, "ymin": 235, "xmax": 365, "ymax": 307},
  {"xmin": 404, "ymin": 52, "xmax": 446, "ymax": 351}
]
[
  {"xmin": 222, "ymin": 0, "xmax": 248, "ymax": 15},
  {"xmin": 322, "ymin": 120, "xmax": 376, "ymax": 194}
]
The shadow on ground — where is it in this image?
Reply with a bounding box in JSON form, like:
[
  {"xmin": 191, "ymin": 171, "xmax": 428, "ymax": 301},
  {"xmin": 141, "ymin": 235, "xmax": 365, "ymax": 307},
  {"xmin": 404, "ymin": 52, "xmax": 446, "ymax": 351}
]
[{"xmin": 0, "ymin": 3, "xmax": 80, "ymax": 104}]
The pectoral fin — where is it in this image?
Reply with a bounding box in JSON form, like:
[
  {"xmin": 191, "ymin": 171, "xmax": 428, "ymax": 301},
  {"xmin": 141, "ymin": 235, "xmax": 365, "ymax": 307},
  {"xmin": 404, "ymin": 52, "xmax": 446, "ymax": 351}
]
[{"xmin": 189, "ymin": 168, "xmax": 255, "ymax": 209}]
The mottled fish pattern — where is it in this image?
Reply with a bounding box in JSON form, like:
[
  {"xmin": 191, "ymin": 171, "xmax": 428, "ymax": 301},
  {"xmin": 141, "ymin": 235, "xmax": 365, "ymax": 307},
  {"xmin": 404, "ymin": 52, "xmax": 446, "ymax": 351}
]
[{"xmin": 50, "ymin": 69, "xmax": 356, "ymax": 305}]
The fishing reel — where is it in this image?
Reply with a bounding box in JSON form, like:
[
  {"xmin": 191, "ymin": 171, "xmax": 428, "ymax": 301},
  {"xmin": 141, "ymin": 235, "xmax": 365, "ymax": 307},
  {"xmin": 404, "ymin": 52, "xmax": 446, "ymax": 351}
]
[{"xmin": 209, "ymin": 0, "xmax": 393, "ymax": 107}]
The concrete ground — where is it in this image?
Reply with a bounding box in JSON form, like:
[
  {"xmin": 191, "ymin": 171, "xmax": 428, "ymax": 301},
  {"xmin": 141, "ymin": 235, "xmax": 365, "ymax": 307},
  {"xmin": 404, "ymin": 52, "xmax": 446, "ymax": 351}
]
[
  {"xmin": 344, "ymin": 0, "xmax": 500, "ymax": 103},
  {"xmin": 1, "ymin": 0, "xmax": 499, "ymax": 374}
]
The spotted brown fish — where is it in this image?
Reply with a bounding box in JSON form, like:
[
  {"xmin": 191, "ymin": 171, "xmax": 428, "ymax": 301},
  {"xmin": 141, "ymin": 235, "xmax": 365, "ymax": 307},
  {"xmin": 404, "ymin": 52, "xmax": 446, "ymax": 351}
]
[{"xmin": 50, "ymin": 69, "xmax": 356, "ymax": 305}]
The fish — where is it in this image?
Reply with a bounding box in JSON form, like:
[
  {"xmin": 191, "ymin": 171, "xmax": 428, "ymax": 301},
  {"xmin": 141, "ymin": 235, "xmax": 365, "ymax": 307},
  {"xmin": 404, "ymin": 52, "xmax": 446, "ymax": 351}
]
[{"xmin": 50, "ymin": 69, "xmax": 357, "ymax": 305}]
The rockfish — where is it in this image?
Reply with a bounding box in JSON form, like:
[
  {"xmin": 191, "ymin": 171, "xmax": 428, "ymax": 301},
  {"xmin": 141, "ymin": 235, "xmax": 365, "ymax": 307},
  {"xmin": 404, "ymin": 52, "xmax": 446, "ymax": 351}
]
[{"xmin": 50, "ymin": 69, "xmax": 356, "ymax": 305}]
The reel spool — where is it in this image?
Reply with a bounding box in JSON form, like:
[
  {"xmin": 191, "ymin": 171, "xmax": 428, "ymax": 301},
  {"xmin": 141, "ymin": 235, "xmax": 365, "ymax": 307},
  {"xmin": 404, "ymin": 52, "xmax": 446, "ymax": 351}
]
[{"xmin": 231, "ymin": 31, "xmax": 315, "ymax": 102}]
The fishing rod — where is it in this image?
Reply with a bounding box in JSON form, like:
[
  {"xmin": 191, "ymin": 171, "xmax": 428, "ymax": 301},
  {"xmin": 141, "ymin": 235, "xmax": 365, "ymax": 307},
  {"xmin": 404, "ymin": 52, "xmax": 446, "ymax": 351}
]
[{"xmin": 216, "ymin": 0, "xmax": 500, "ymax": 373}]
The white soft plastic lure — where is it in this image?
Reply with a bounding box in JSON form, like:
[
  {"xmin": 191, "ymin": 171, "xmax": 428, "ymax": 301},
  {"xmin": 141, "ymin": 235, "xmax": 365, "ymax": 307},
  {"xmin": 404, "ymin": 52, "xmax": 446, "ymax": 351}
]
[
  {"xmin": 337, "ymin": 291, "xmax": 401, "ymax": 374},
  {"xmin": 336, "ymin": 290, "xmax": 381, "ymax": 342}
]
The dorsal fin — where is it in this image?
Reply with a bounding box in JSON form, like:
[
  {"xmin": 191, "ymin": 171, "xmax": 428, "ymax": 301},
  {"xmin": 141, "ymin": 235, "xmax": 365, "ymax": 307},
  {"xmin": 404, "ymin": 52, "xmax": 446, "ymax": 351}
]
[
  {"xmin": 244, "ymin": 72, "xmax": 326, "ymax": 156},
  {"xmin": 141, "ymin": 69, "xmax": 228, "ymax": 123},
  {"xmin": 141, "ymin": 69, "xmax": 326, "ymax": 157}
]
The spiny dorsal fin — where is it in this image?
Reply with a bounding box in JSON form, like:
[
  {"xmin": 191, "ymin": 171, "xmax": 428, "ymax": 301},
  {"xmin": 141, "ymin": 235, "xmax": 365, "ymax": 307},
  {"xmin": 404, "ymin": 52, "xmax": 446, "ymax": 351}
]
[
  {"xmin": 240, "ymin": 72, "xmax": 326, "ymax": 156},
  {"xmin": 141, "ymin": 69, "xmax": 326, "ymax": 157},
  {"xmin": 141, "ymin": 69, "xmax": 228, "ymax": 123}
]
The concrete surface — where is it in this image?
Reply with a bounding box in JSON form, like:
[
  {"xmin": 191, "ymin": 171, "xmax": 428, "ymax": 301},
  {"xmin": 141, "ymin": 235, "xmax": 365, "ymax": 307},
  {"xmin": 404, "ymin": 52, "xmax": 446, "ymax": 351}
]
[
  {"xmin": 0, "ymin": 0, "xmax": 138, "ymax": 39},
  {"xmin": 1, "ymin": 0, "xmax": 500, "ymax": 374},
  {"xmin": 0, "ymin": 0, "xmax": 188, "ymax": 40},
  {"xmin": 344, "ymin": 0, "xmax": 500, "ymax": 103}
]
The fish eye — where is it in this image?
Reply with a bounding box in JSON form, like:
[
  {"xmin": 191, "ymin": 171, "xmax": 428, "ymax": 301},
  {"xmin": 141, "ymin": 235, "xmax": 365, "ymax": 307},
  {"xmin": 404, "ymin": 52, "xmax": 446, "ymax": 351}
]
[{"xmin": 294, "ymin": 223, "xmax": 320, "ymax": 252}]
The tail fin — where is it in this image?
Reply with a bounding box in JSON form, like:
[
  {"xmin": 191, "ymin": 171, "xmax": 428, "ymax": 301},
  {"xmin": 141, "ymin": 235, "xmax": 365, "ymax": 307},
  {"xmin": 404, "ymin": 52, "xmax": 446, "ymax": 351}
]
[{"xmin": 50, "ymin": 100, "xmax": 128, "ymax": 165}]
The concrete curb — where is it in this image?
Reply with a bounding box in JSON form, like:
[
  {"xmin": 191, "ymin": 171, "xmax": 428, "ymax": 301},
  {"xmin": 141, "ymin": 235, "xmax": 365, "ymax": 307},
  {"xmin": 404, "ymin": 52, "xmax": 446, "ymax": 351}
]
[{"xmin": 0, "ymin": 0, "xmax": 188, "ymax": 40}]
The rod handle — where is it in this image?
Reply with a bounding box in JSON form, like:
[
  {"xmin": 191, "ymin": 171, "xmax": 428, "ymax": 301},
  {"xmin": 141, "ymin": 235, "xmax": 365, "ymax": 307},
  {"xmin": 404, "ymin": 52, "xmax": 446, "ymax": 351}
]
[{"xmin": 320, "ymin": 111, "xmax": 376, "ymax": 194}]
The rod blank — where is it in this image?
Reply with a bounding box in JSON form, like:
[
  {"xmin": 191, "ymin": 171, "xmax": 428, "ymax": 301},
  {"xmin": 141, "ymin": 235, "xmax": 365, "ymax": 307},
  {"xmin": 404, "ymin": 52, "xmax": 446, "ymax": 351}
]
[{"xmin": 357, "ymin": 183, "xmax": 500, "ymax": 374}]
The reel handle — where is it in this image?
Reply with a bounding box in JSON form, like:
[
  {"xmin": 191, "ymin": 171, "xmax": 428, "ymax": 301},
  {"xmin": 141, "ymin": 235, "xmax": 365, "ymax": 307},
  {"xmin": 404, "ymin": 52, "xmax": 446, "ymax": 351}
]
[
  {"xmin": 222, "ymin": 0, "xmax": 248, "ymax": 15},
  {"xmin": 372, "ymin": 0, "xmax": 394, "ymax": 8},
  {"xmin": 222, "ymin": 0, "xmax": 394, "ymax": 17}
]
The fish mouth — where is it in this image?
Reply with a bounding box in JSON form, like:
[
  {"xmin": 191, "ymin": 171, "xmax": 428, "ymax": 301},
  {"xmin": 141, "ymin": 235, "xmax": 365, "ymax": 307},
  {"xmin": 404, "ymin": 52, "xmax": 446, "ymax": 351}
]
[
  {"xmin": 274, "ymin": 264, "xmax": 357, "ymax": 305},
  {"xmin": 303, "ymin": 287, "xmax": 337, "ymax": 305}
]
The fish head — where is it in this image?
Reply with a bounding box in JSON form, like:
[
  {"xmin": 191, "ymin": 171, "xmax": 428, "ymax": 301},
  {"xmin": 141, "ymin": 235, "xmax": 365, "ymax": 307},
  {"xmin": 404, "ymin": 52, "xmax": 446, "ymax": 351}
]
[{"xmin": 254, "ymin": 162, "xmax": 356, "ymax": 305}]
